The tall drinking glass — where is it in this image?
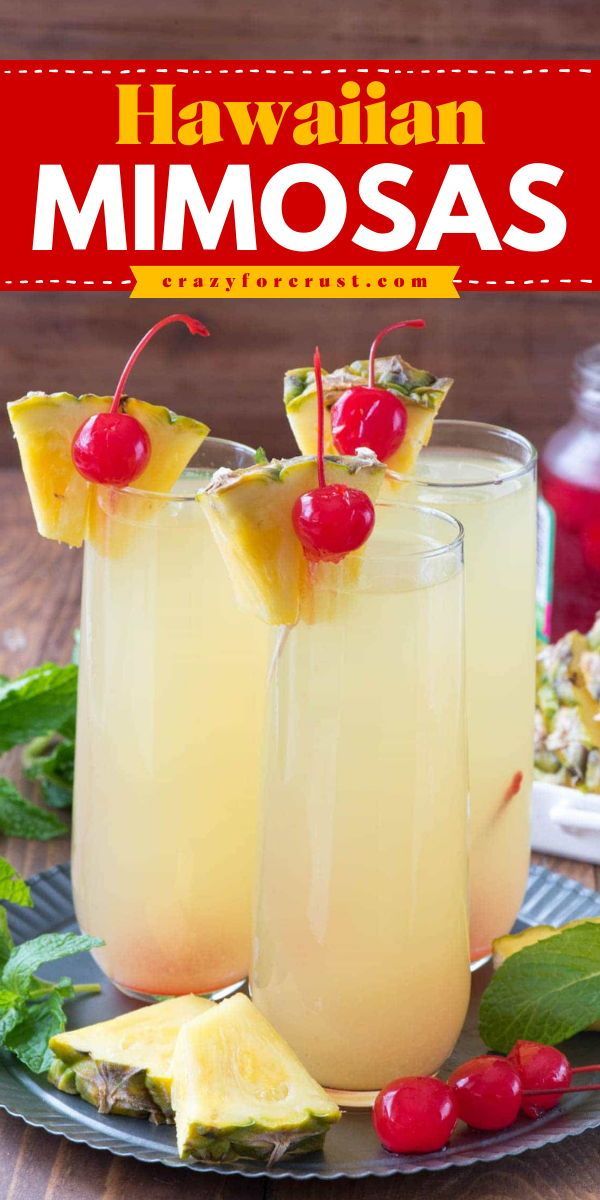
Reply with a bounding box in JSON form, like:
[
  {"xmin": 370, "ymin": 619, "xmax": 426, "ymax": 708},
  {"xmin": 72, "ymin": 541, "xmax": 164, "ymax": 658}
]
[
  {"xmin": 399, "ymin": 421, "xmax": 537, "ymax": 964},
  {"xmin": 252, "ymin": 505, "xmax": 469, "ymax": 1102},
  {"xmin": 72, "ymin": 438, "xmax": 268, "ymax": 1000}
]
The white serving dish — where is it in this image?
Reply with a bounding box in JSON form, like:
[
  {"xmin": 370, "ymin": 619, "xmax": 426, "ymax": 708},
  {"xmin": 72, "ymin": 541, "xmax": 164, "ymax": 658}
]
[{"xmin": 532, "ymin": 780, "xmax": 600, "ymax": 864}]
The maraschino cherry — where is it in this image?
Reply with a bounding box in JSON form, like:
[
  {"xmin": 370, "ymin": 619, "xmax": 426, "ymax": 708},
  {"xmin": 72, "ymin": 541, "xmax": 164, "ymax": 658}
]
[
  {"xmin": 330, "ymin": 319, "xmax": 425, "ymax": 461},
  {"xmin": 373, "ymin": 1042, "xmax": 600, "ymax": 1157},
  {"xmin": 72, "ymin": 313, "xmax": 209, "ymax": 486},
  {"xmin": 292, "ymin": 347, "xmax": 376, "ymax": 563},
  {"xmin": 373, "ymin": 1076, "xmax": 458, "ymax": 1154},
  {"xmin": 448, "ymin": 1055, "xmax": 523, "ymax": 1131},
  {"xmin": 508, "ymin": 1041, "xmax": 572, "ymax": 1118}
]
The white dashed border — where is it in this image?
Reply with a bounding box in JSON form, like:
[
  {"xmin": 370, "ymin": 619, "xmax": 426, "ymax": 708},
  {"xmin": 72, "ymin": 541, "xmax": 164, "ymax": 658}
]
[
  {"xmin": 2, "ymin": 278, "xmax": 595, "ymax": 289},
  {"xmin": 454, "ymin": 279, "xmax": 594, "ymax": 287},
  {"xmin": 1, "ymin": 64, "xmax": 594, "ymax": 76},
  {"xmin": 2, "ymin": 280, "xmax": 133, "ymax": 286}
]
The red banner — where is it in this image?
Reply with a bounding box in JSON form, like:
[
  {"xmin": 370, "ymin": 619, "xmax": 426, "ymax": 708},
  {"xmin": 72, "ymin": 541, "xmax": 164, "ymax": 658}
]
[{"xmin": 0, "ymin": 59, "xmax": 596, "ymax": 293}]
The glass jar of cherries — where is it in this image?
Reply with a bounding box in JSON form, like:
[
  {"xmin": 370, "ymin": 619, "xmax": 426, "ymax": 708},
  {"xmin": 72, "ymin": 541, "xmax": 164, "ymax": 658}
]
[{"xmin": 541, "ymin": 345, "xmax": 600, "ymax": 640}]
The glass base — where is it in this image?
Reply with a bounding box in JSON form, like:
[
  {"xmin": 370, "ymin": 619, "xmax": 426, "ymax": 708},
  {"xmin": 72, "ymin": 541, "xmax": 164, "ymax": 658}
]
[
  {"xmin": 470, "ymin": 951, "xmax": 492, "ymax": 973},
  {"xmin": 325, "ymin": 1088, "xmax": 378, "ymax": 1110},
  {"xmin": 114, "ymin": 977, "xmax": 246, "ymax": 1003}
]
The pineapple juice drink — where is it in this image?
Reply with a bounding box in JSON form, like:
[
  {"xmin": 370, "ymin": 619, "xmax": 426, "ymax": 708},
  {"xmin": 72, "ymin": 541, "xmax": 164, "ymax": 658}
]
[
  {"xmin": 252, "ymin": 506, "xmax": 470, "ymax": 1097},
  {"xmin": 399, "ymin": 422, "xmax": 537, "ymax": 964},
  {"xmin": 72, "ymin": 439, "xmax": 268, "ymax": 999}
]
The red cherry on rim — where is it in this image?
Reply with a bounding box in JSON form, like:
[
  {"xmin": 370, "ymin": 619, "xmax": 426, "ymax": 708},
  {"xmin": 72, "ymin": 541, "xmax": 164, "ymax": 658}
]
[
  {"xmin": 72, "ymin": 313, "xmax": 209, "ymax": 486},
  {"xmin": 330, "ymin": 319, "xmax": 424, "ymax": 461},
  {"xmin": 72, "ymin": 412, "xmax": 150, "ymax": 487},
  {"xmin": 332, "ymin": 387, "xmax": 408, "ymax": 463},
  {"xmin": 448, "ymin": 1055, "xmax": 522, "ymax": 1131},
  {"xmin": 292, "ymin": 483, "xmax": 375, "ymax": 563},
  {"xmin": 507, "ymin": 1041, "xmax": 572, "ymax": 1118},
  {"xmin": 292, "ymin": 347, "xmax": 376, "ymax": 564},
  {"xmin": 373, "ymin": 1076, "xmax": 458, "ymax": 1155}
]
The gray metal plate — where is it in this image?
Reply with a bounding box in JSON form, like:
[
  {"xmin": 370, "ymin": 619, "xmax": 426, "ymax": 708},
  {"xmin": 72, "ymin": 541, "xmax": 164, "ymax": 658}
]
[{"xmin": 1, "ymin": 863, "xmax": 600, "ymax": 1180}]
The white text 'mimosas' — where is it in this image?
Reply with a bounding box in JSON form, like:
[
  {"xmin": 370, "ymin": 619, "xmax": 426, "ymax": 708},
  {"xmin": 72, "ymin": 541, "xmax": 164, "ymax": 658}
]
[{"xmin": 32, "ymin": 161, "xmax": 566, "ymax": 254}]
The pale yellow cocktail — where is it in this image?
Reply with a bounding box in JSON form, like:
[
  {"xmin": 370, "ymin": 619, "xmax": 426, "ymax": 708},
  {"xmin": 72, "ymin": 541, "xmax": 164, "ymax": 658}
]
[
  {"xmin": 401, "ymin": 422, "xmax": 537, "ymax": 963},
  {"xmin": 72, "ymin": 439, "xmax": 268, "ymax": 999},
  {"xmin": 252, "ymin": 505, "xmax": 470, "ymax": 1097}
]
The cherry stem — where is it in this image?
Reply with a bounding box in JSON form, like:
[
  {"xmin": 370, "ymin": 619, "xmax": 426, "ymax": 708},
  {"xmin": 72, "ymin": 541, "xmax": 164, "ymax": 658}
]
[
  {"xmin": 524, "ymin": 1083, "xmax": 600, "ymax": 1096},
  {"xmin": 368, "ymin": 319, "xmax": 426, "ymax": 389},
  {"xmin": 314, "ymin": 346, "xmax": 326, "ymax": 490},
  {"xmin": 571, "ymin": 1064, "xmax": 600, "ymax": 1074},
  {"xmin": 111, "ymin": 313, "xmax": 210, "ymax": 413}
]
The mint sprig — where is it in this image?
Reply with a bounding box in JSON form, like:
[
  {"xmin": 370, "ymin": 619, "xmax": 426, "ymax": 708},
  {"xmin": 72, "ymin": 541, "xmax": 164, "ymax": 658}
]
[
  {"xmin": 0, "ymin": 857, "xmax": 101, "ymax": 1073},
  {"xmin": 480, "ymin": 922, "xmax": 600, "ymax": 1053},
  {"xmin": 0, "ymin": 859, "xmax": 33, "ymax": 908},
  {"xmin": 0, "ymin": 663, "xmax": 78, "ymax": 754},
  {"xmin": 0, "ymin": 779, "xmax": 67, "ymax": 840},
  {"xmin": 0, "ymin": 657, "xmax": 78, "ymax": 839},
  {"xmin": 22, "ymin": 734, "xmax": 74, "ymax": 810}
]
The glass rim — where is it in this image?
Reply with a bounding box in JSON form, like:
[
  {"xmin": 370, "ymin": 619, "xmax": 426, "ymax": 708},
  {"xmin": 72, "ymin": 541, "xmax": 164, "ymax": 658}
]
[
  {"xmin": 121, "ymin": 435, "xmax": 256, "ymax": 502},
  {"xmin": 404, "ymin": 419, "xmax": 537, "ymax": 489},
  {"xmin": 372, "ymin": 501, "xmax": 464, "ymax": 562}
]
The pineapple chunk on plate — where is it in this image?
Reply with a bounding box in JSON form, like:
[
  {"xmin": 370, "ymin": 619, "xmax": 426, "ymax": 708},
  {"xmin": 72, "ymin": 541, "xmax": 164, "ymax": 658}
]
[
  {"xmin": 48, "ymin": 994, "xmax": 212, "ymax": 1121},
  {"xmin": 171, "ymin": 993, "xmax": 340, "ymax": 1164}
]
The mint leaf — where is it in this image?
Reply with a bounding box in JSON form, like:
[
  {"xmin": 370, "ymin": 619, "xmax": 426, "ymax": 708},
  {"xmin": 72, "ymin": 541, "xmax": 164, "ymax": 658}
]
[
  {"xmin": 254, "ymin": 447, "xmax": 269, "ymax": 465},
  {"xmin": 1, "ymin": 933, "xmax": 102, "ymax": 996},
  {"xmin": 0, "ymin": 664, "xmax": 78, "ymax": 754},
  {"xmin": 22, "ymin": 735, "xmax": 74, "ymax": 809},
  {"xmin": 0, "ymin": 779, "xmax": 67, "ymax": 840},
  {"xmin": 0, "ymin": 910, "xmax": 14, "ymax": 969},
  {"xmin": 480, "ymin": 923, "xmax": 600, "ymax": 1052},
  {"xmin": 0, "ymin": 858, "xmax": 32, "ymax": 907},
  {"xmin": 45, "ymin": 976, "xmax": 77, "ymax": 1001},
  {"xmin": 0, "ymin": 1001, "xmax": 23, "ymax": 1041},
  {"xmin": 0, "ymin": 852, "xmax": 101, "ymax": 1074},
  {"xmin": 5, "ymin": 992, "xmax": 66, "ymax": 1073},
  {"xmin": 39, "ymin": 774, "xmax": 73, "ymax": 810}
]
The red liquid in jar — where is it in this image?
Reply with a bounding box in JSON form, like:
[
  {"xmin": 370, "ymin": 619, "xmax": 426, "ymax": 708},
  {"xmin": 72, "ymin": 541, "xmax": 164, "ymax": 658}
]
[
  {"xmin": 541, "ymin": 346, "xmax": 600, "ymax": 640},
  {"xmin": 540, "ymin": 466, "xmax": 600, "ymax": 639}
]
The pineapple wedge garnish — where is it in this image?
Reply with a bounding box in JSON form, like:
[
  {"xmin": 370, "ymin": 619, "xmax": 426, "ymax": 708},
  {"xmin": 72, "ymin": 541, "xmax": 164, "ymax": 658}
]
[
  {"xmin": 172, "ymin": 994, "xmax": 340, "ymax": 1164},
  {"xmin": 48, "ymin": 994, "xmax": 212, "ymax": 1121},
  {"xmin": 8, "ymin": 392, "xmax": 110, "ymax": 547},
  {"xmin": 200, "ymin": 454, "xmax": 385, "ymax": 626},
  {"xmin": 8, "ymin": 392, "xmax": 209, "ymax": 548},
  {"xmin": 284, "ymin": 355, "xmax": 452, "ymax": 474}
]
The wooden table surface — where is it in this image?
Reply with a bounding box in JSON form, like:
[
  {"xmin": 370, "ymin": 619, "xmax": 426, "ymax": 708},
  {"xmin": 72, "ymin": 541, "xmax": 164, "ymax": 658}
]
[{"xmin": 1, "ymin": 467, "xmax": 600, "ymax": 1200}]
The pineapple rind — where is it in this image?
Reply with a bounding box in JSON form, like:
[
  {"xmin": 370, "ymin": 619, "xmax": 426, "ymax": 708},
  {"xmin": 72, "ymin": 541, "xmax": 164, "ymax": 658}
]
[
  {"xmin": 68, "ymin": 1056, "xmax": 168, "ymax": 1121},
  {"xmin": 178, "ymin": 1118, "xmax": 333, "ymax": 1163},
  {"xmin": 47, "ymin": 1056, "xmax": 78, "ymax": 1094},
  {"xmin": 48, "ymin": 1052, "xmax": 172, "ymax": 1118}
]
